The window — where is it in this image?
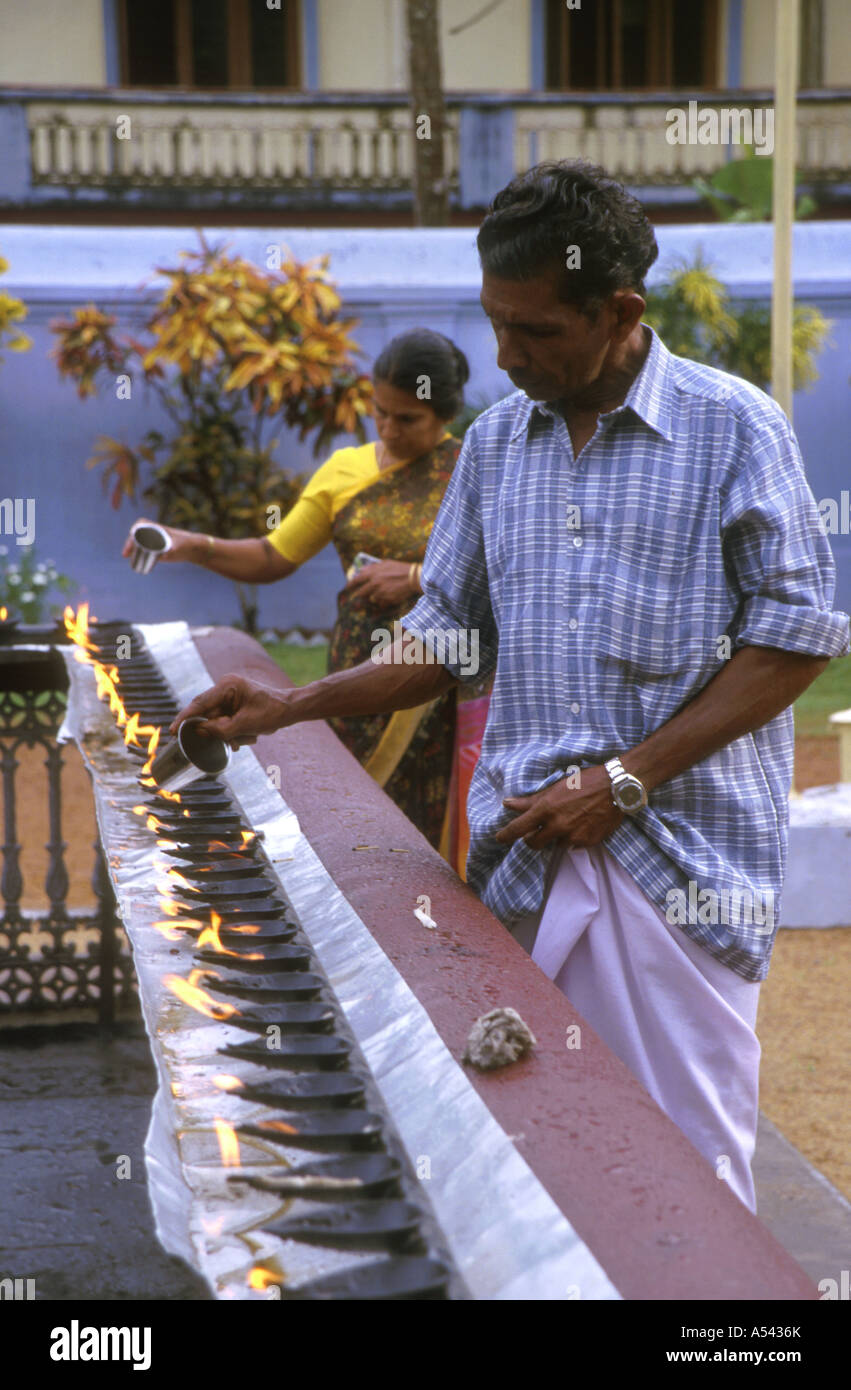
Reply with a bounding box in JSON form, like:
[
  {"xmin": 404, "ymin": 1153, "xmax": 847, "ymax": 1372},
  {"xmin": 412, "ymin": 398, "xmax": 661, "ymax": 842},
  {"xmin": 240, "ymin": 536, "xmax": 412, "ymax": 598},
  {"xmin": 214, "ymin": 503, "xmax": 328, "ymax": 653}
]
[
  {"xmin": 120, "ymin": 0, "xmax": 301, "ymax": 88},
  {"xmin": 545, "ymin": 0, "xmax": 719, "ymax": 91}
]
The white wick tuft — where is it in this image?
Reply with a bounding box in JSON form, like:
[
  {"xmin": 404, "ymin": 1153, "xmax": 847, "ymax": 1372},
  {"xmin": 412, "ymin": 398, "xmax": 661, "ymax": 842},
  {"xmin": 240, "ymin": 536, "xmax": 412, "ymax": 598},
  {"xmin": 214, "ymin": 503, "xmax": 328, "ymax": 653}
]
[{"xmin": 463, "ymin": 1007, "xmax": 537, "ymax": 1071}]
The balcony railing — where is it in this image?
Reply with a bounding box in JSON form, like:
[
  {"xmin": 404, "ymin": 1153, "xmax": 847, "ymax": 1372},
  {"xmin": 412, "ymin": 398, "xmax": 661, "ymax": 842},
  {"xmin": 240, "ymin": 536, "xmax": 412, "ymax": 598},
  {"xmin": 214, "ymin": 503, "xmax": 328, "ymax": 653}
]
[
  {"xmin": 0, "ymin": 88, "xmax": 849, "ymax": 212},
  {"xmin": 0, "ymin": 639, "xmax": 134, "ymax": 1022}
]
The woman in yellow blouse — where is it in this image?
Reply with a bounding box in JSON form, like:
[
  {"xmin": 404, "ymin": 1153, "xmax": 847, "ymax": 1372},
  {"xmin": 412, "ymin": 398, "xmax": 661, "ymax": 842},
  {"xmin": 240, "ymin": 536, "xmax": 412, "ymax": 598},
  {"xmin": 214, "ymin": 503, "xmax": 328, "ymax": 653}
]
[{"xmin": 122, "ymin": 329, "xmax": 489, "ymax": 868}]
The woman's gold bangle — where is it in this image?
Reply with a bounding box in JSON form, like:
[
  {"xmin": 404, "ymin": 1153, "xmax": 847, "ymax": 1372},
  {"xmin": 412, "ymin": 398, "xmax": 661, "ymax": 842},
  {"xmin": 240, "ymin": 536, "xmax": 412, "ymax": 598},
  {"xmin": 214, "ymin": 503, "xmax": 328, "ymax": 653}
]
[{"xmin": 408, "ymin": 562, "xmax": 418, "ymax": 588}]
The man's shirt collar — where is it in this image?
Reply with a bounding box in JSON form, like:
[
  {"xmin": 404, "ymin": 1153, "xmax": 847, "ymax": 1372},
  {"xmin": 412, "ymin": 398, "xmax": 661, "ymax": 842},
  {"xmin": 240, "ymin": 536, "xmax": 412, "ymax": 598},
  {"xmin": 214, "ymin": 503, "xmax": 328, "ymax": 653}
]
[{"xmin": 509, "ymin": 324, "xmax": 675, "ymax": 443}]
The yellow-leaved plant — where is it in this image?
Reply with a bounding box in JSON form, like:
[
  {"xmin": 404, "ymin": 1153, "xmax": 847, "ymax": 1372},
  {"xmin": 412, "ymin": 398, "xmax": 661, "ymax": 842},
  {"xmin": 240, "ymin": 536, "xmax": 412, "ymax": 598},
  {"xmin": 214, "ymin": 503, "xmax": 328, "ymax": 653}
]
[
  {"xmin": 645, "ymin": 254, "xmax": 832, "ymax": 394},
  {"xmin": 0, "ymin": 254, "xmax": 33, "ymax": 360},
  {"xmin": 50, "ymin": 239, "xmax": 373, "ymax": 632}
]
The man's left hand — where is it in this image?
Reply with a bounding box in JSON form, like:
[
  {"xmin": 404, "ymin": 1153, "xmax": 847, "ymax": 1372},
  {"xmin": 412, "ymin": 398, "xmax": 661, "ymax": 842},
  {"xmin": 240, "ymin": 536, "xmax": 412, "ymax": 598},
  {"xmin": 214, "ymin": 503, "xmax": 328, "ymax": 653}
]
[{"xmin": 496, "ymin": 764, "xmax": 624, "ymax": 850}]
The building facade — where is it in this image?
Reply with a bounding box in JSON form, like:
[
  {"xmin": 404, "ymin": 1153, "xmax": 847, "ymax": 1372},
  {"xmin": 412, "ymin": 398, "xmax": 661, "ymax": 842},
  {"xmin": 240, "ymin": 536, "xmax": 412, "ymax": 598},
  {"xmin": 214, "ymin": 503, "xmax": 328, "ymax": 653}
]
[{"xmin": 0, "ymin": 0, "xmax": 849, "ymax": 220}]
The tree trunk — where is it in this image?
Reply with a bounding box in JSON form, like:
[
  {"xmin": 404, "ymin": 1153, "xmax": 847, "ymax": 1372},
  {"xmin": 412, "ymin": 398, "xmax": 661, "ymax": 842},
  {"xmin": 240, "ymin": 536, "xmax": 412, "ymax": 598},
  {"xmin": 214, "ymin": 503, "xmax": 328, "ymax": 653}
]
[
  {"xmin": 234, "ymin": 582, "xmax": 259, "ymax": 636},
  {"xmin": 405, "ymin": 0, "xmax": 449, "ymax": 226},
  {"xmin": 799, "ymin": 0, "xmax": 823, "ymax": 88}
]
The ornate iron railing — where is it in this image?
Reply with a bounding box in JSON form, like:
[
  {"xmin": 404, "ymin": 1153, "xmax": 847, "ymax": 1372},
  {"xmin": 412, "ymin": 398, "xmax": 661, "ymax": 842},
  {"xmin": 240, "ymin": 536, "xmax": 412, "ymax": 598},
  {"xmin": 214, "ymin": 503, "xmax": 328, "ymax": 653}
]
[{"xmin": 0, "ymin": 643, "xmax": 135, "ymax": 1022}]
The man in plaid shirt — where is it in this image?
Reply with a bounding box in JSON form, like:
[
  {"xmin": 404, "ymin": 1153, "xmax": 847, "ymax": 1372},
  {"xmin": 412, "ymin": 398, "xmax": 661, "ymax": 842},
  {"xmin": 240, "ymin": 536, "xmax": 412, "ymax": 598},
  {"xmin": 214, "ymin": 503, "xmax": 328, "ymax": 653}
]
[{"xmin": 176, "ymin": 162, "xmax": 849, "ymax": 1213}]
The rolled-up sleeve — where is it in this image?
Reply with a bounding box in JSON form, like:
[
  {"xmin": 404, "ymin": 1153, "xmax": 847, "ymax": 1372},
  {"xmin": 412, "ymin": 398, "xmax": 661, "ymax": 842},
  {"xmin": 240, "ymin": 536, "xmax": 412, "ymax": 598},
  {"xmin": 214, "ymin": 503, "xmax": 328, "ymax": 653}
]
[
  {"xmin": 721, "ymin": 415, "xmax": 851, "ymax": 658},
  {"xmin": 401, "ymin": 430, "xmax": 499, "ymax": 683}
]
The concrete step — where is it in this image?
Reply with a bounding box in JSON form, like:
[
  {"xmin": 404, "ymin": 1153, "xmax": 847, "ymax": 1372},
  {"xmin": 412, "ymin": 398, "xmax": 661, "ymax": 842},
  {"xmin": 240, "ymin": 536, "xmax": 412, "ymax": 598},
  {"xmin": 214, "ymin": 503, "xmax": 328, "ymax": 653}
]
[{"xmin": 754, "ymin": 1111, "xmax": 851, "ymax": 1293}]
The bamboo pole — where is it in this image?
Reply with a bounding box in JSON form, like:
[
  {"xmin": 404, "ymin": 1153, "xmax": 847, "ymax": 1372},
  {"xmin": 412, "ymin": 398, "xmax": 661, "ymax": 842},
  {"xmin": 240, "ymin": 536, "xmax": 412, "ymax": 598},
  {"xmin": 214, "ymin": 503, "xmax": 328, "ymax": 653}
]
[
  {"xmin": 770, "ymin": 0, "xmax": 800, "ymax": 422},
  {"xmin": 771, "ymin": 1, "xmax": 803, "ymax": 797}
]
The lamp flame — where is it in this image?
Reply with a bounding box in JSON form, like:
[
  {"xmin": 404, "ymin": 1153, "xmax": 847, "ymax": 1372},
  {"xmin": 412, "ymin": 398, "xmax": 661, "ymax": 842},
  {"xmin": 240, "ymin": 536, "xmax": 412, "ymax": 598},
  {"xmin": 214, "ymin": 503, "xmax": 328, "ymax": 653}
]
[
  {"xmin": 248, "ymin": 1266, "xmax": 280, "ymax": 1292},
  {"xmin": 212, "ymin": 1074, "xmax": 243, "ymax": 1093},
  {"xmin": 163, "ymin": 973, "xmax": 238, "ymax": 1021},
  {"xmin": 62, "ymin": 603, "xmax": 162, "ymax": 772},
  {"xmin": 208, "ymin": 839, "xmax": 248, "ymax": 858},
  {"xmin": 214, "ymin": 1118, "xmax": 241, "ymax": 1167},
  {"xmin": 141, "ymin": 725, "xmax": 161, "ymax": 775},
  {"xmin": 63, "ymin": 602, "xmax": 97, "ymax": 653},
  {"xmin": 196, "ymin": 911, "xmax": 241, "ymax": 957},
  {"xmin": 152, "ymin": 920, "xmax": 183, "ymax": 942},
  {"xmin": 167, "ymin": 869, "xmax": 197, "ymax": 892}
]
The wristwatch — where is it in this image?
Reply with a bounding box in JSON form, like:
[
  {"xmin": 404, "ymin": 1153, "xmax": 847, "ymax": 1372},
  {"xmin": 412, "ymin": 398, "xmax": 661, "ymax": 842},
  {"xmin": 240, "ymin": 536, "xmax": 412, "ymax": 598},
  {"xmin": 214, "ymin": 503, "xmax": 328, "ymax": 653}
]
[{"xmin": 604, "ymin": 756, "xmax": 648, "ymax": 814}]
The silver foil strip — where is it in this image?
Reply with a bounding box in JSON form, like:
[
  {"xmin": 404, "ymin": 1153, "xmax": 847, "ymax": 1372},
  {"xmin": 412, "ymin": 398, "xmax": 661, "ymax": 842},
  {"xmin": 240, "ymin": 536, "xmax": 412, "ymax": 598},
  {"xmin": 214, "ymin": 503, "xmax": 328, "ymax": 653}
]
[
  {"xmin": 139, "ymin": 621, "xmax": 621, "ymax": 1301},
  {"xmin": 57, "ymin": 642, "xmax": 385, "ymax": 1300}
]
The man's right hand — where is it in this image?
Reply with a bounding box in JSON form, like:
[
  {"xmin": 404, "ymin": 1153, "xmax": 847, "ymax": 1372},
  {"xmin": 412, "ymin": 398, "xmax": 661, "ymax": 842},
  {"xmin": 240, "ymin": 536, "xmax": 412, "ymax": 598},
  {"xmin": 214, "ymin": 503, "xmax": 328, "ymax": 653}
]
[{"xmin": 169, "ymin": 675, "xmax": 293, "ymax": 745}]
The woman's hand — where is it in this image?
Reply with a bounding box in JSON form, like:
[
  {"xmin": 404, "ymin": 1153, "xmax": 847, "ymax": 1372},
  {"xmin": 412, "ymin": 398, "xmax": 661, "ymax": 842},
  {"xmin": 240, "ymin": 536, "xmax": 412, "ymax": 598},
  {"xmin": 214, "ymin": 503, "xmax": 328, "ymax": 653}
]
[
  {"xmin": 345, "ymin": 559, "xmax": 420, "ymax": 608},
  {"xmin": 122, "ymin": 518, "xmax": 201, "ymax": 564},
  {"xmin": 170, "ymin": 675, "xmax": 295, "ymax": 747}
]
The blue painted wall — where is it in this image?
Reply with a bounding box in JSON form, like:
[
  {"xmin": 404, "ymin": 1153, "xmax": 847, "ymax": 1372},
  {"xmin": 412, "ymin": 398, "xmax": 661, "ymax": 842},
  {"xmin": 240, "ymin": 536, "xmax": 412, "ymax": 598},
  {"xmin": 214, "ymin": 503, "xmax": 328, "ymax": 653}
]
[{"xmin": 0, "ymin": 223, "xmax": 849, "ymax": 630}]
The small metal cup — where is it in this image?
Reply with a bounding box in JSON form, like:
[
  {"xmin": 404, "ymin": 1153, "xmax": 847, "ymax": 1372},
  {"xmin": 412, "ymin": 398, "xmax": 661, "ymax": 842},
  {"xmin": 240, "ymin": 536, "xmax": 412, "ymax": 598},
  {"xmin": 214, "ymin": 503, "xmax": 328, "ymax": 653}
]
[
  {"xmin": 129, "ymin": 523, "xmax": 173, "ymax": 574},
  {"xmin": 145, "ymin": 716, "xmax": 231, "ymax": 793}
]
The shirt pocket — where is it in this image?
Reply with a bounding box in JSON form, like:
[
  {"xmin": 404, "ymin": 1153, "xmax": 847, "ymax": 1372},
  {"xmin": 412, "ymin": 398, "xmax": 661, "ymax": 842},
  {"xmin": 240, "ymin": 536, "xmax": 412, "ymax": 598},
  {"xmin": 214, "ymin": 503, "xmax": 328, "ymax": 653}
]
[
  {"xmin": 593, "ymin": 497, "xmax": 718, "ymax": 676},
  {"xmin": 594, "ymin": 564, "xmax": 712, "ymax": 677}
]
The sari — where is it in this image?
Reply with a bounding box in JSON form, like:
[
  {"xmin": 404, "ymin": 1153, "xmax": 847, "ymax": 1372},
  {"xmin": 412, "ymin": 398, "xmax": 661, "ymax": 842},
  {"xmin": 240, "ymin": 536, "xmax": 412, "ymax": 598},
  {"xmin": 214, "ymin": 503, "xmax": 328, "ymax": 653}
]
[
  {"xmin": 327, "ymin": 435, "xmax": 490, "ymax": 869},
  {"xmin": 440, "ymin": 678, "xmax": 492, "ymax": 879}
]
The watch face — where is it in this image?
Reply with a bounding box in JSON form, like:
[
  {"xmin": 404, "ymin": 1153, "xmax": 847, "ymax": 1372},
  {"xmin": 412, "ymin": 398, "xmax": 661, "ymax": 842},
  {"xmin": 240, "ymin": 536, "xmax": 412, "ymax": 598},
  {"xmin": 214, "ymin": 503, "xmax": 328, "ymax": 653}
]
[{"xmin": 619, "ymin": 782, "xmax": 644, "ymax": 809}]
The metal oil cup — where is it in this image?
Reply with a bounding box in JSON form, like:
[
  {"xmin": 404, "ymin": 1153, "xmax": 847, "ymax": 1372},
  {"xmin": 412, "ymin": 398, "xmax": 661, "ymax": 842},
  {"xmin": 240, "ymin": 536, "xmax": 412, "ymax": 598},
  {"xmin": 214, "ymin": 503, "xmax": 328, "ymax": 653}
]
[{"xmin": 146, "ymin": 716, "xmax": 231, "ymax": 792}]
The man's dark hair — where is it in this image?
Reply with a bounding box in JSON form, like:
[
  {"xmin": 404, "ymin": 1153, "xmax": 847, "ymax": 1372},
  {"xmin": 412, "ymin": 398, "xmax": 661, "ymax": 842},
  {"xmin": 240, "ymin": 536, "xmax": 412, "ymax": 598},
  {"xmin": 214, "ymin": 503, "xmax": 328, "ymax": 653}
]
[
  {"xmin": 477, "ymin": 160, "xmax": 658, "ymax": 316},
  {"xmin": 373, "ymin": 328, "xmax": 470, "ymax": 421}
]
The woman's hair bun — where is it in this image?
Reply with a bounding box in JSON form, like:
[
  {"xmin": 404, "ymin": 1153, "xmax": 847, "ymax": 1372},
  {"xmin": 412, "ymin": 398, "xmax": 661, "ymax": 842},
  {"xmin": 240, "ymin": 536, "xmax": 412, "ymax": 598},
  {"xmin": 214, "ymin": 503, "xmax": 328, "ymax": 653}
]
[{"xmin": 373, "ymin": 328, "xmax": 469, "ymax": 421}]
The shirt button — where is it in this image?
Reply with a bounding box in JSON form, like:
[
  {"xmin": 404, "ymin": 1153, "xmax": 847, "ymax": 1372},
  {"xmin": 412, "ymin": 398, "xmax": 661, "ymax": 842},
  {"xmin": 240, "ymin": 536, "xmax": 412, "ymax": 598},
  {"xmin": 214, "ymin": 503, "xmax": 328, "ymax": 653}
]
[
  {"xmin": 570, "ymin": 701, "xmax": 581, "ymax": 714},
  {"xmin": 568, "ymin": 618, "xmax": 578, "ymax": 630},
  {"xmin": 572, "ymin": 537, "xmax": 583, "ymax": 548}
]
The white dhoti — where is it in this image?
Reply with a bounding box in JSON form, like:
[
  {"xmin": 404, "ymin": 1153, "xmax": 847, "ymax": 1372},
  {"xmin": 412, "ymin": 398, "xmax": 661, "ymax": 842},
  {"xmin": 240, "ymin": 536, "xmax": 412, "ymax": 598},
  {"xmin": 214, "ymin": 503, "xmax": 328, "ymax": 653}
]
[{"xmin": 512, "ymin": 841, "xmax": 762, "ymax": 1212}]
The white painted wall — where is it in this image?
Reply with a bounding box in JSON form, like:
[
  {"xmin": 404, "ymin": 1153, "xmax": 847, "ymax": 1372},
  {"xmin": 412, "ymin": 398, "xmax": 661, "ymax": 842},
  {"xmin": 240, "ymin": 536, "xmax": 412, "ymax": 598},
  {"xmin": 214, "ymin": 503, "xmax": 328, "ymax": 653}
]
[
  {"xmin": 0, "ymin": 0, "xmax": 105, "ymax": 85},
  {"xmin": 440, "ymin": 0, "xmax": 531, "ymax": 91},
  {"xmin": 318, "ymin": 0, "xmax": 403, "ymax": 90},
  {"xmin": 0, "ymin": 0, "xmax": 847, "ymax": 95},
  {"xmin": 824, "ymin": 0, "xmax": 851, "ymax": 87},
  {"xmin": 741, "ymin": 0, "xmax": 777, "ymax": 87}
]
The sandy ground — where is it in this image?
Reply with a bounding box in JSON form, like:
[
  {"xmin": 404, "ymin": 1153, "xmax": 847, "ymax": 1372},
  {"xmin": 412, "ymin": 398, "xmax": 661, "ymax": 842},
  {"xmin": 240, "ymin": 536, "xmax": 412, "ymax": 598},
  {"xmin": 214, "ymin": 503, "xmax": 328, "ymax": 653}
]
[
  {"xmin": 794, "ymin": 736, "xmax": 842, "ymax": 791},
  {"xmin": 6, "ymin": 733, "xmax": 850, "ymax": 1199}
]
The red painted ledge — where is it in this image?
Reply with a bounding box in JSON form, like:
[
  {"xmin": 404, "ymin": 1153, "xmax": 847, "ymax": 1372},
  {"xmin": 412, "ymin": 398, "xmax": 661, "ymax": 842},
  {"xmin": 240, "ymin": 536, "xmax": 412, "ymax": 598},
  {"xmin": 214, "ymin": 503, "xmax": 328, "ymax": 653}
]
[{"xmin": 192, "ymin": 626, "xmax": 816, "ymax": 1302}]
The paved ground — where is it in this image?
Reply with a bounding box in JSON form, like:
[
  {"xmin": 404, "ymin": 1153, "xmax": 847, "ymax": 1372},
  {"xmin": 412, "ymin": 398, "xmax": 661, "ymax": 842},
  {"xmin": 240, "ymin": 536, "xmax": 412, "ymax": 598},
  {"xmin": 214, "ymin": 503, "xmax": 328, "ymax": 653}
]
[
  {"xmin": 0, "ymin": 1020, "xmax": 210, "ymax": 1301},
  {"xmin": 0, "ymin": 1017, "xmax": 848, "ymax": 1300},
  {"xmin": 753, "ymin": 1113, "xmax": 851, "ymax": 1292}
]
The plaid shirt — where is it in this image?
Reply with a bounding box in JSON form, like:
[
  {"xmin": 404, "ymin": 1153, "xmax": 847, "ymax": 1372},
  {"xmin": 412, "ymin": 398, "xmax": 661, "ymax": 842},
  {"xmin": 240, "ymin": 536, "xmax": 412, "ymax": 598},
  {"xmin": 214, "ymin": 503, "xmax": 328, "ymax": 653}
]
[{"xmin": 402, "ymin": 326, "xmax": 850, "ymax": 982}]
